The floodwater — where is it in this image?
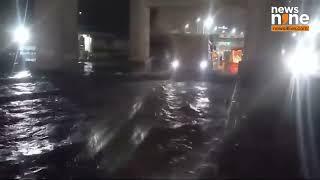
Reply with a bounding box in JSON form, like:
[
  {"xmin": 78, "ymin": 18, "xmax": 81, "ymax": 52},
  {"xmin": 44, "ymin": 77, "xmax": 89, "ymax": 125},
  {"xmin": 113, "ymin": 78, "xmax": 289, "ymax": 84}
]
[{"xmin": 0, "ymin": 74, "xmax": 235, "ymax": 179}]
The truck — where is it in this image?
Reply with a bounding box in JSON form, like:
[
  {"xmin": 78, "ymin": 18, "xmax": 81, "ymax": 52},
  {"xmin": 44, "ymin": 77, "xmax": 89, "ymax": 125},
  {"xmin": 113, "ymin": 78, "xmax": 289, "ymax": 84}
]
[{"xmin": 168, "ymin": 34, "xmax": 212, "ymax": 73}]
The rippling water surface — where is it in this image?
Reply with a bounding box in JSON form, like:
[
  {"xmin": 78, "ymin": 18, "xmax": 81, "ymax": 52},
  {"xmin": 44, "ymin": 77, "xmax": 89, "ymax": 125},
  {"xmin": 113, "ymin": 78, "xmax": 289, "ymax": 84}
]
[{"xmin": 0, "ymin": 78, "xmax": 234, "ymax": 179}]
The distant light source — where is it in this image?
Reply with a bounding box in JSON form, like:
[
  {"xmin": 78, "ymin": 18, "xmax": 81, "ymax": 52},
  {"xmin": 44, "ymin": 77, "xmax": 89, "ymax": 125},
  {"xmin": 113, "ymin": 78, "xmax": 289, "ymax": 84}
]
[
  {"xmin": 200, "ymin": 60, "xmax": 208, "ymax": 70},
  {"xmin": 231, "ymin": 28, "xmax": 237, "ymax": 34},
  {"xmin": 185, "ymin": 24, "xmax": 190, "ymax": 29},
  {"xmin": 286, "ymin": 48, "xmax": 319, "ymax": 76},
  {"xmin": 218, "ymin": 26, "xmax": 228, "ymax": 30},
  {"xmin": 214, "ymin": 26, "xmax": 218, "ymax": 31},
  {"xmin": 82, "ymin": 34, "xmax": 92, "ymax": 52},
  {"xmin": 204, "ymin": 17, "xmax": 214, "ymax": 29},
  {"xmin": 310, "ymin": 19, "xmax": 320, "ymax": 33},
  {"xmin": 79, "ymin": 11, "xmax": 82, "ymax": 15},
  {"xmin": 240, "ymin": 31, "xmax": 244, "ymax": 36},
  {"xmin": 171, "ymin": 60, "xmax": 180, "ymax": 70},
  {"xmin": 281, "ymin": 49, "xmax": 286, "ymax": 55},
  {"xmin": 13, "ymin": 25, "xmax": 30, "ymax": 45},
  {"xmin": 292, "ymin": 32, "xmax": 297, "ymax": 37},
  {"xmin": 196, "ymin": 17, "xmax": 201, "ymax": 23}
]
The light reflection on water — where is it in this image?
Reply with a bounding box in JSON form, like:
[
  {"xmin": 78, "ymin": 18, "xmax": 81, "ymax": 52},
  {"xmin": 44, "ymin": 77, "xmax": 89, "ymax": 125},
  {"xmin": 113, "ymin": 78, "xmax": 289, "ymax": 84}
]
[
  {"xmin": 87, "ymin": 96, "xmax": 146, "ymax": 156},
  {"xmin": 0, "ymin": 79, "xmax": 233, "ymax": 178},
  {"xmin": 84, "ymin": 62, "xmax": 94, "ymax": 76},
  {"xmin": 87, "ymin": 127, "xmax": 115, "ymax": 156},
  {"xmin": 0, "ymin": 80, "xmax": 83, "ymax": 169},
  {"xmin": 12, "ymin": 83, "xmax": 36, "ymax": 95},
  {"xmin": 14, "ymin": 140, "xmax": 54, "ymax": 156},
  {"xmin": 131, "ymin": 125, "xmax": 149, "ymax": 146},
  {"xmin": 160, "ymin": 82, "xmax": 211, "ymax": 128},
  {"xmin": 0, "ymin": 82, "xmax": 58, "ymax": 97},
  {"xmin": 1, "ymin": 98, "xmax": 72, "ymax": 162},
  {"xmin": 9, "ymin": 71, "xmax": 32, "ymax": 79}
]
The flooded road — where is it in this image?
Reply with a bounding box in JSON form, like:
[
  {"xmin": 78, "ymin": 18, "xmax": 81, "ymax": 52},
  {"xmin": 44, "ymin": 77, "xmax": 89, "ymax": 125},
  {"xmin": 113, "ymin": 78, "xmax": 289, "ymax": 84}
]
[{"xmin": 0, "ymin": 77, "xmax": 235, "ymax": 179}]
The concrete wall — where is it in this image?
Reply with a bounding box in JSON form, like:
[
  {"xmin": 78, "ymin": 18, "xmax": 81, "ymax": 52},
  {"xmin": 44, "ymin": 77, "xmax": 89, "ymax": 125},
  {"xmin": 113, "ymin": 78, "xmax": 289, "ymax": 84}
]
[
  {"xmin": 33, "ymin": 0, "xmax": 79, "ymax": 71},
  {"xmin": 129, "ymin": 0, "xmax": 150, "ymax": 63},
  {"xmin": 240, "ymin": 0, "xmax": 288, "ymax": 84}
]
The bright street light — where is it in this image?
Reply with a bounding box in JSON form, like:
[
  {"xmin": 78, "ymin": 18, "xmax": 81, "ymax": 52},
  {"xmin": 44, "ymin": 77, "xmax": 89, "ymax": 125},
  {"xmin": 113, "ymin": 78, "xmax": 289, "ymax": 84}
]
[
  {"xmin": 286, "ymin": 48, "xmax": 319, "ymax": 76},
  {"xmin": 292, "ymin": 32, "xmax": 297, "ymax": 37},
  {"xmin": 171, "ymin": 60, "xmax": 180, "ymax": 70},
  {"xmin": 310, "ymin": 19, "xmax": 320, "ymax": 34},
  {"xmin": 184, "ymin": 24, "xmax": 190, "ymax": 33},
  {"xmin": 13, "ymin": 25, "xmax": 30, "ymax": 45},
  {"xmin": 200, "ymin": 60, "xmax": 208, "ymax": 70},
  {"xmin": 204, "ymin": 17, "xmax": 214, "ymax": 29},
  {"xmin": 286, "ymin": 18, "xmax": 320, "ymax": 77},
  {"xmin": 195, "ymin": 18, "xmax": 201, "ymax": 34},
  {"xmin": 231, "ymin": 28, "xmax": 237, "ymax": 34},
  {"xmin": 218, "ymin": 25, "xmax": 228, "ymax": 30}
]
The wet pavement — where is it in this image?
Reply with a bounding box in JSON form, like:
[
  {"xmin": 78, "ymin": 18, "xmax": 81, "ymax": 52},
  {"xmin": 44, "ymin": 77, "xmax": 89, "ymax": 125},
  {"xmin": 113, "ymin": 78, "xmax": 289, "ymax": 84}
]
[{"xmin": 0, "ymin": 74, "xmax": 235, "ymax": 179}]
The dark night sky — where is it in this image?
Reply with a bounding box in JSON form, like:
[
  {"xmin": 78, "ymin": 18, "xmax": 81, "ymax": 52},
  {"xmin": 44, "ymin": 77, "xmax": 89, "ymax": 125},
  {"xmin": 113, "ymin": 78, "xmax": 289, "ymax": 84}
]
[
  {"xmin": 0, "ymin": 0, "xmax": 130, "ymax": 37},
  {"xmin": 79, "ymin": 0, "xmax": 130, "ymax": 37}
]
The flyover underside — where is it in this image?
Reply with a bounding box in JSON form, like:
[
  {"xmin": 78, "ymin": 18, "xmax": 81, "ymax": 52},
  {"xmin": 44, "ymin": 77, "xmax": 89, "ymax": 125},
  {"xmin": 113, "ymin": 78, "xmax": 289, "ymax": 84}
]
[
  {"xmin": 131, "ymin": 0, "xmax": 288, "ymax": 84},
  {"xmin": 147, "ymin": 0, "xmax": 210, "ymax": 7},
  {"xmin": 130, "ymin": 0, "xmax": 253, "ymax": 64},
  {"xmin": 147, "ymin": 0, "xmax": 248, "ymax": 8},
  {"xmin": 130, "ymin": 0, "xmax": 213, "ymax": 63},
  {"xmin": 31, "ymin": 0, "xmax": 287, "ymax": 77}
]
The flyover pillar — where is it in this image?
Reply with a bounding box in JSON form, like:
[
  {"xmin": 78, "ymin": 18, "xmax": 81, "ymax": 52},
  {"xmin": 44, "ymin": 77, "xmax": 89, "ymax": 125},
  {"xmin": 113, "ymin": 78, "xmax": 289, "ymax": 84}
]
[
  {"xmin": 33, "ymin": 0, "xmax": 79, "ymax": 71},
  {"xmin": 129, "ymin": 0, "xmax": 150, "ymax": 64},
  {"xmin": 241, "ymin": 0, "xmax": 287, "ymax": 84}
]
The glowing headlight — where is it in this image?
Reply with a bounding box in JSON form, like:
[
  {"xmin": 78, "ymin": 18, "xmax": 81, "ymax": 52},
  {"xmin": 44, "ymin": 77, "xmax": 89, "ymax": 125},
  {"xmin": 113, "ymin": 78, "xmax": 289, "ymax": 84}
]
[
  {"xmin": 171, "ymin": 60, "xmax": 180, "ymax": 69},
  {"xmin": 200, "ymin": 60, "xmax": 208, "ymax": 70},
  {"xmin": 286, "ymin": 49, "xmax": 319, "ymax": 76},
  {"xmin": 13, "ymin": 25, "xmax": 30, "ymax": 45}
]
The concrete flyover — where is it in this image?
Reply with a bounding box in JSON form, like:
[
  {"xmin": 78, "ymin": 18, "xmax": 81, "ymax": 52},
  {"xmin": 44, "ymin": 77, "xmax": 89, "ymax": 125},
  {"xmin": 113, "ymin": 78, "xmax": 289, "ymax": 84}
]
[
  {"xmin": 32, "ymin": 0, "xmax": 288, "ymax": 77},
  {"xmin": 129, "ymin": 0, "xmax": 249, "ymax": 63},
  {"xmin": 130, "ymin": 0, "xmax": 291, "ymax": 83}
]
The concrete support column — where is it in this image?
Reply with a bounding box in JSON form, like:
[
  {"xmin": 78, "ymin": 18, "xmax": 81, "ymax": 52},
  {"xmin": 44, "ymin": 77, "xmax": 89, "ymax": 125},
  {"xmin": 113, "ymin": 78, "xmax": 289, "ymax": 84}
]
[
  {"xmin": 33, "ymin": 0, "xmax": 79, "ymax": 71},
  {"xmin": 241, "ymin": 0, "xmax": 287, "ymax": 84},
  {"xmin": 129, "ymin": 0, "xmax": 150, "ymax": 63}
]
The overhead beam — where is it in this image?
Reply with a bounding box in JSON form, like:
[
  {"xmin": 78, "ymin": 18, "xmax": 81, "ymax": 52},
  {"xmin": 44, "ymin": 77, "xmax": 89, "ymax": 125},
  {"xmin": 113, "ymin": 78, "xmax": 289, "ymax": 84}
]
[
  {"xmin": 147, "ymin": 0, "xmax": 248, "ymax": 8},
  {"xmin": 147, "ymin": 0, "xmax": 210, "ymax": 7}
]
